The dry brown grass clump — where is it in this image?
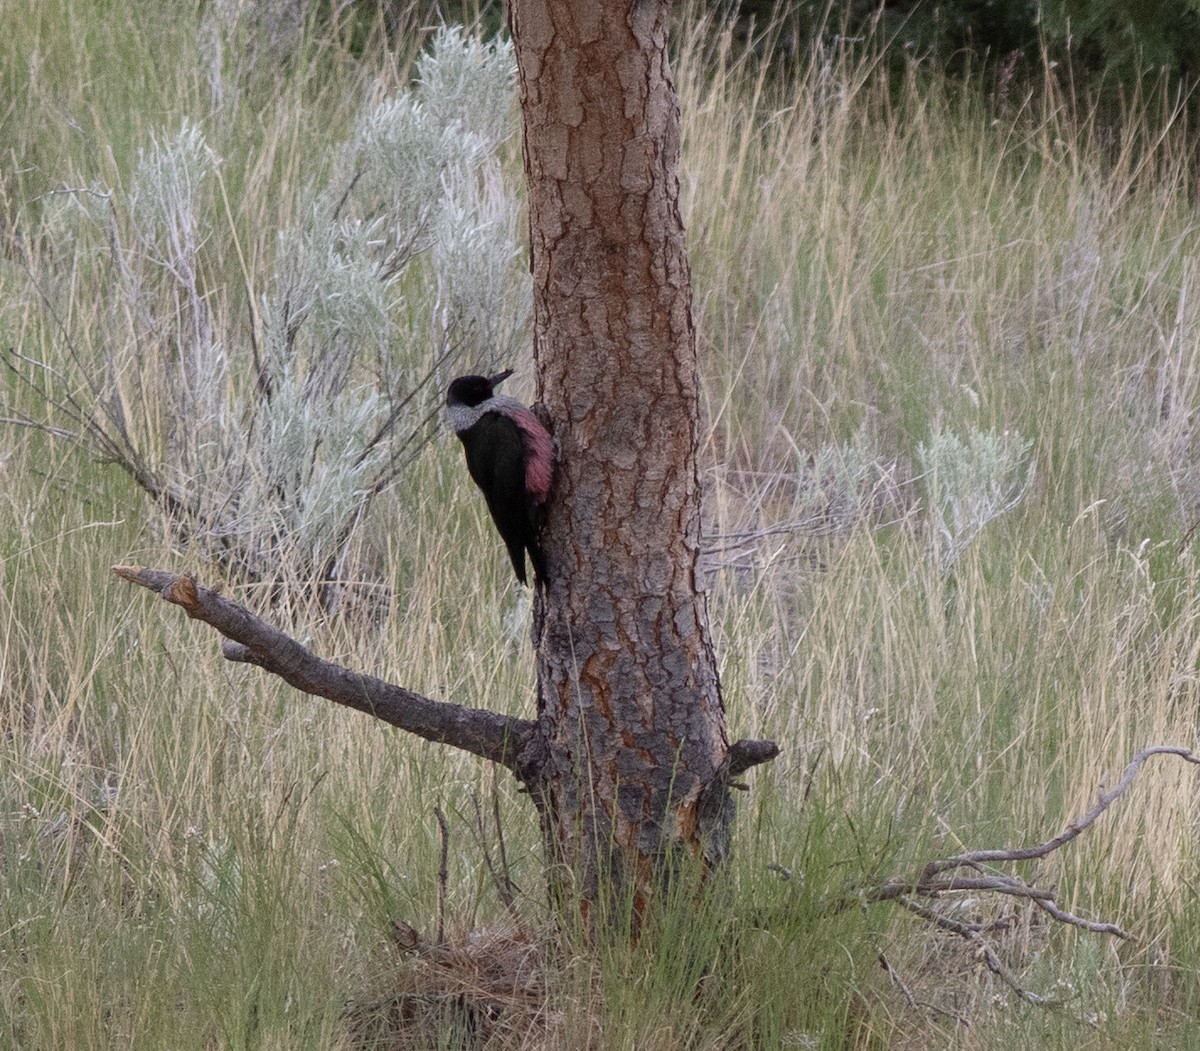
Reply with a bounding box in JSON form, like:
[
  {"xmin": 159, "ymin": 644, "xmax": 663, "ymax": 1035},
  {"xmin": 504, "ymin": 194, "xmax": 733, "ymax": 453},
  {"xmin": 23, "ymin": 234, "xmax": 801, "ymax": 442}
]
[{"xmin": 343, "ymin": 922, "xmax": 575, "ymax": 1051}]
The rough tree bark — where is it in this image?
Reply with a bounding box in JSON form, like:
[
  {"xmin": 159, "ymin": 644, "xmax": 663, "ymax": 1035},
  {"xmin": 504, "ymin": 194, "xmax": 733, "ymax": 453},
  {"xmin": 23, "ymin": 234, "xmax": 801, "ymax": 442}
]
[{"xmin": 508, "ymin": 0, "xmax": 764, "ymax": 920}]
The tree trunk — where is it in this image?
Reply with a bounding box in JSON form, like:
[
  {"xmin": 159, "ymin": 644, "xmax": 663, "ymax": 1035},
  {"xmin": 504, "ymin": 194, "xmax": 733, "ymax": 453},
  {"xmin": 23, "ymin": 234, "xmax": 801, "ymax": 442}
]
[
  {"xmin": 116, "ymin": 3, "xmax": 779, "ymax": 935},
  {"xmin": 510, "ymin": 0, "xmax": 737, "ymax": 924}
]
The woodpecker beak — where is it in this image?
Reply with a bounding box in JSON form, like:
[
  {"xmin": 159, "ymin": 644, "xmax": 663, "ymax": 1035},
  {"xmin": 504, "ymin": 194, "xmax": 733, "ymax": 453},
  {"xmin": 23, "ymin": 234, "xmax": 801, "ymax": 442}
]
[{"xmin": 489, "ymin": 368, "xmax": 515, "ymax": 388}]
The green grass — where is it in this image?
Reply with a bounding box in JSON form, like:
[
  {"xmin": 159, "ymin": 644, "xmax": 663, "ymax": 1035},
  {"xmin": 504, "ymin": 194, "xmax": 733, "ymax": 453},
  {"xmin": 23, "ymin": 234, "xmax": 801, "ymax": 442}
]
[{"xmin": 5, "ymin": 1, "xmax": 1200, "ymax": 1048}]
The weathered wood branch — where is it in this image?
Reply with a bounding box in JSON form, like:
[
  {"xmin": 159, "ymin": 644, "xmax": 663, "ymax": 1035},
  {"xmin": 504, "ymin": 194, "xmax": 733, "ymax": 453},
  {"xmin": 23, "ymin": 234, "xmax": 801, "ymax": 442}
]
[
  {"xmin": 867, "ymin": 875, "xmax": 1057, "ymax": 903},
  {"xmin": 762, "ymin": 747, "xmax": 1200, "ymax": 1012},
  {"xmin": 853, "ymin": 745, "xmax": 1200, "ymax": 939},
  {"xmin": 852, "ymin": 746, "xmax": 1200, "ymax": 1008},
  {"xmin": 112, "ymin": 565, "xmax": 536, "ymax": 771},
  {"xmin": 918, "ymin": 744, "xmax": 1200, "ymax": 881},
  {"xmin": 892, "ymin": 895, "xmax": 1058, "ymax": 1007}
]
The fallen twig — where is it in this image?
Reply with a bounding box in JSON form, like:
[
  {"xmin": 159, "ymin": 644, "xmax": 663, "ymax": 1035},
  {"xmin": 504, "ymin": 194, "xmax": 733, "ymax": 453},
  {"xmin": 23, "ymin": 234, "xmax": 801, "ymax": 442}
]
[
  {"xmin": 860, "ymin": 745, "xmax": 1200, "ymax": 942},
  {"xmin": 878, "ymin": 951, "xmax": 970, "ymax": 1028},
  {"xmin": 919, "ymin": 746, "xmax": 1200, "ymax": 881},
  {"xmin": 435, "ymin": 805, "xmax": 450, "ymax": 947},
  {"xmin": 799, "ymin": 747, "xmax": 1200, "ymax": 1010}
]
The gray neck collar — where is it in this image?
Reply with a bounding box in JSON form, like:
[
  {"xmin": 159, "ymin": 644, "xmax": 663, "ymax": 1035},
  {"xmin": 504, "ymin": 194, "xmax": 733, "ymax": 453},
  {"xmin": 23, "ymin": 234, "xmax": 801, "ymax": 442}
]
[{"xmin": 446, "ymin": 393, "xmax": 525, "ymax": 433}]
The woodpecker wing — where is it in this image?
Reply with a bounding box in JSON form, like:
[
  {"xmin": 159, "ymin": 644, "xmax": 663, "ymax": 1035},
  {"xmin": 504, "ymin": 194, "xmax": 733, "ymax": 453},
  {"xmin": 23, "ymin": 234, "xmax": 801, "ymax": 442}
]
[{"xmin": 461, "ymin": 410, "xmax": 539, "ymax": 585}]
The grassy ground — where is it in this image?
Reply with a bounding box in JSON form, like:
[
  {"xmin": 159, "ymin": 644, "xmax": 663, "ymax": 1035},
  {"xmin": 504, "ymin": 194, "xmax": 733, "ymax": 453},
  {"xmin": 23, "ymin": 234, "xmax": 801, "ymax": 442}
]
[{"xmin": 4, "ymin": 1, "xmax": 1200, "ymax": 1047}]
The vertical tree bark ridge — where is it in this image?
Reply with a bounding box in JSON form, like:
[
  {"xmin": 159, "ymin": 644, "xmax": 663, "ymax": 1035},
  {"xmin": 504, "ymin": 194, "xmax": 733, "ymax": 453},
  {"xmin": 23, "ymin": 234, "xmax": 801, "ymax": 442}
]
[{"xmin": 511, "ymin": 0, "xmax": 737, "ymax": 919}]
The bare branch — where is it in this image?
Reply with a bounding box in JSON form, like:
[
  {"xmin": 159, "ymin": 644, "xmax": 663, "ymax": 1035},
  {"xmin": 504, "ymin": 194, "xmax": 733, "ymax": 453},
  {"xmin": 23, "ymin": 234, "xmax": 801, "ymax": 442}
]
[
  {"xmin": 435, "ymin": 805, "xmax": 450, "ymax": 947},
  {"xmin": 878, "ymin": 952, "xmax": 970, "ymax": 1028},
  {"xmin": 847, "ymin": 746, "xmax": 1200, "ymax": 936},
  {"xmin": 867, "ymin": 875, "xmax": 1057, "ymax": 903},
  {"xmin": 921, "ymin": 745, "xmax": 1200, "ymax": 880},
  {"xmin": 1033, "ymin": 898, "xmax": 1129, "ymax": 938},
  {"xmin": 893, "ymin": 896, "xmax": 1058, "ymax": 1007},
  {"xmin": 822, "ymin": 747, "xmax": 1199, "ymax": 1008},
  {"xmin": 113, "ymin": 565, "xmax": 535, "ymax": 771}
]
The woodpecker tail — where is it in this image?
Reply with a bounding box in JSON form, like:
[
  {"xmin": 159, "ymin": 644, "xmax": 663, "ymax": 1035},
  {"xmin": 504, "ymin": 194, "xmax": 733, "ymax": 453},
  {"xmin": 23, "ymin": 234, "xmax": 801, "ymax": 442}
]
[
  {"xmin": 503, "ymin": 537, "xmax": 529, "ymax": 586},
  {"xmin": 528, "ymin": 540, "xmax": 550, "ymax": 589}
]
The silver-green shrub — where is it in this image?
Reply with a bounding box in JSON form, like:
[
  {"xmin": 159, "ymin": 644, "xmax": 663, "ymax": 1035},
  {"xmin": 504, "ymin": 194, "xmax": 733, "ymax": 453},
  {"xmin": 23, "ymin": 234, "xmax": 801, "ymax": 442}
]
[
  {"xmin": 917, "ymin": 427, "xmax": 1033, "ymax": 573},
  {"xmin": 10, "ymin": 27, "xmax": 527, "ymax": 609},
  {"xmin": 791, "ymin": 423, "xmax": 900, "ymax": 536}
]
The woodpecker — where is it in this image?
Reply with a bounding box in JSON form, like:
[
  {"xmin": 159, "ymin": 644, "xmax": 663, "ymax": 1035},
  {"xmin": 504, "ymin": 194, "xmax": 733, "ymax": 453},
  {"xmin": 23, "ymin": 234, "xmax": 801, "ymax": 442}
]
[{"xmin": 446, "ymin": 369, "xmax": 554, "ymax": 586}]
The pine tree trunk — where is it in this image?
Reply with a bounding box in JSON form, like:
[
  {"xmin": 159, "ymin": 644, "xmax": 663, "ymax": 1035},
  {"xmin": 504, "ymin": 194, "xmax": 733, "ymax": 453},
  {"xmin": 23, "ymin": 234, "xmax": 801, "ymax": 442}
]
[
  {"xmin": 510, "ymin": 0, "xmax": 737, "ymax": 925},
  {"xmin": 118, "ymin": 0, "xmax": 775, "ymax": 936}
]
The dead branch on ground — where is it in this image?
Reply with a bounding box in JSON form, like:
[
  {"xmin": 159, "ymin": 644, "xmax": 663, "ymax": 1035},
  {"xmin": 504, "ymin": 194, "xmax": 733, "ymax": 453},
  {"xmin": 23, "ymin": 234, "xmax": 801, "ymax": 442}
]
[
  {"xmin": 854, "ymin": 746, "xmax": 1200, "ymax": 1006},
  {"xmin": 862, "ymin": 745, "xmax": 1199, "ymax": 933}
]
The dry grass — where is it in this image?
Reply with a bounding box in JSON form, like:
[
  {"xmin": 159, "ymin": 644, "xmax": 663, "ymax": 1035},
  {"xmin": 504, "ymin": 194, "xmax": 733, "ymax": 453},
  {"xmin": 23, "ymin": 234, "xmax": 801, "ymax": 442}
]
[{"xmin": 3, "ymin": 1, "xmax": 1200, "ymax": 1048}]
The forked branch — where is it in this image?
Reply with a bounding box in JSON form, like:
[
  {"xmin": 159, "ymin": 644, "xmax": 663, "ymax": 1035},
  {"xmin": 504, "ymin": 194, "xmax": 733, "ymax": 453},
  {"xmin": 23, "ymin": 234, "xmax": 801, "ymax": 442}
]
[
  {"xmin": 112, "ymin": 565, "xmax": 535, "ymax": 771},
  {"xmin": 867, "ymin": 746, "xmax": 1200, "ymax": 931},
  {"xmin": 860, "ymin": 746, "xmax": 1200, "ymax": 1006},
  {"xmin": 917, "ymin": 745, "xmax": 1200, "ymax": 883}
]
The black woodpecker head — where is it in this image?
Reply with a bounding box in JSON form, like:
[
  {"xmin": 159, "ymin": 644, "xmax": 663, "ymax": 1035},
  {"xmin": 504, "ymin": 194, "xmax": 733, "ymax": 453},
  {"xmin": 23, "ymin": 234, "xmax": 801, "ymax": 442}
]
[
  {"xmin": 446, "ymin": 370, "xmax": 554, "ymax": 586},
  {"xmin": 446, "ymin": 369, "xmax": 514, "ymax": 410}
]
